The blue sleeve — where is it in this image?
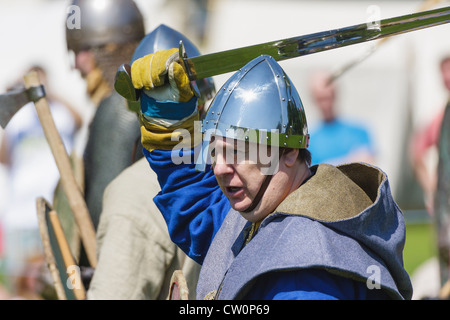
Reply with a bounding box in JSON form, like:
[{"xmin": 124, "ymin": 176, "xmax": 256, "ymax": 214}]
[
  {"xmin": 244, "ymin": 269, "xmax": 389, "ymax": 300},
  {"xmin": 144, "ymin": 147, "xmax": 231, "ymax": 265}
]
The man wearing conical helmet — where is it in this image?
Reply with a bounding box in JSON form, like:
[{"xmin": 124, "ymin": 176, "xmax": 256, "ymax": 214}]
[{"xmin": 130, "ymin": 48, "xmax": 412, "ymax": 299}]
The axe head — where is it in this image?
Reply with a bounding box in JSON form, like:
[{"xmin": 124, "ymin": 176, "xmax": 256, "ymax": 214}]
[{"xmin": 0, "ymin": 85, "xmax": 46, "ymax": 129}]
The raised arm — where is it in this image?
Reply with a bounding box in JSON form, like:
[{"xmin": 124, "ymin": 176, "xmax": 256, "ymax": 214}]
[{"xmin": 131, "ymin": 49, "xmax": 230, "ymax": 264}]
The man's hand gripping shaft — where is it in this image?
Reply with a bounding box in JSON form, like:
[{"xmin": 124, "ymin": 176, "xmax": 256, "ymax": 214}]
[{"xmin": 131, "ymin": 48, "xmax": 194, "ymax": 103}]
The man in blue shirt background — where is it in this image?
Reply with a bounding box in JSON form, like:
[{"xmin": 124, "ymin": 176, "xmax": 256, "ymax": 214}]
[{"xmin": 308, "ymin": 70, "xmax": 375, "ymax": 166}]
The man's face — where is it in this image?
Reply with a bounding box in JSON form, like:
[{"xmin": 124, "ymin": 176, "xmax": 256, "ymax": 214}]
[
  {"xmin": 74, "ymin": 50, "xmax": 96, "ymax": 78},
  {"xmin": 211, "ymin": 137, "xmax": 266, "ymax": 212},
  {"xmin": 310, "ymin": 73, "xmax": 336, "ymax": 122},
  {"xmin": 211, "ymin": 136, "xmax": 290, "ymax": 222}
]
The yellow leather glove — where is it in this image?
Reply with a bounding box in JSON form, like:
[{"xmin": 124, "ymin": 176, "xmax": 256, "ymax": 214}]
[{"xmin": 131, "ymin": 48, "xmax": 194, "ymax": 103}]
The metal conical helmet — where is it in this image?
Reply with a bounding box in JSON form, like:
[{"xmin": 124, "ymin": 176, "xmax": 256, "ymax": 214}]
[
  {"xmin": 131, "ymin": 24, "xmax": 215, "ymax": 104},
  {"xmin": 66, "ymin": 0, "xmax": 145, "ymax": 53},
  {"xmin": 195, "ymin": 55, "xmax": 309, "ymax": 171}
]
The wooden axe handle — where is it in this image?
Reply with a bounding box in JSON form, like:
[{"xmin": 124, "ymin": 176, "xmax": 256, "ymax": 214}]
[
  {"xmin": 49, "ymin": 210, "xmax": 86, "ymax": 300},
  {"xmin": 23, "ymin": 71, "xmax": 97, "ymax": 268}
]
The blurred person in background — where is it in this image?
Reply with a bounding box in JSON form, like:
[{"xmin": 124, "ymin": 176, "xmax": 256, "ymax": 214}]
[
  {"xmin": 410, "ymin": 55, "xmax": 450, "ymax": 293},
  {"xmin": 0, "ymin": 65, "xmax": 81, "ymax": 298},
  {"xmin": 410, "ymin": 56, "xmax": 450, "ymax": 216},
  {"xmin": 308, "ymin": 70, "xmax": 376, "ymax": 166},
  {"xmin": 63, "ymin": 0, "xmax": 146, "ymax": 237},
  {"xmin": 86, "ymin": 24, "xmax": 213, "ymax": 300},
  {"xmin": 64, "ymin": 1, "xmax": 205, "ymax": 299}
]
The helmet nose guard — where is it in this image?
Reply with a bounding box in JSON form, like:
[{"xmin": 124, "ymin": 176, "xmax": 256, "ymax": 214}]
[{"xmin": 195, "ymin": 55, "xmax": 309, "ymax": 172}]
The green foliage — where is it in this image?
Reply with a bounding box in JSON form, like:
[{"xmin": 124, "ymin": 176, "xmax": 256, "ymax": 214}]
[{"xmin": 403, "ymin": 223, "xmax": 437, "ymax": 276}]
